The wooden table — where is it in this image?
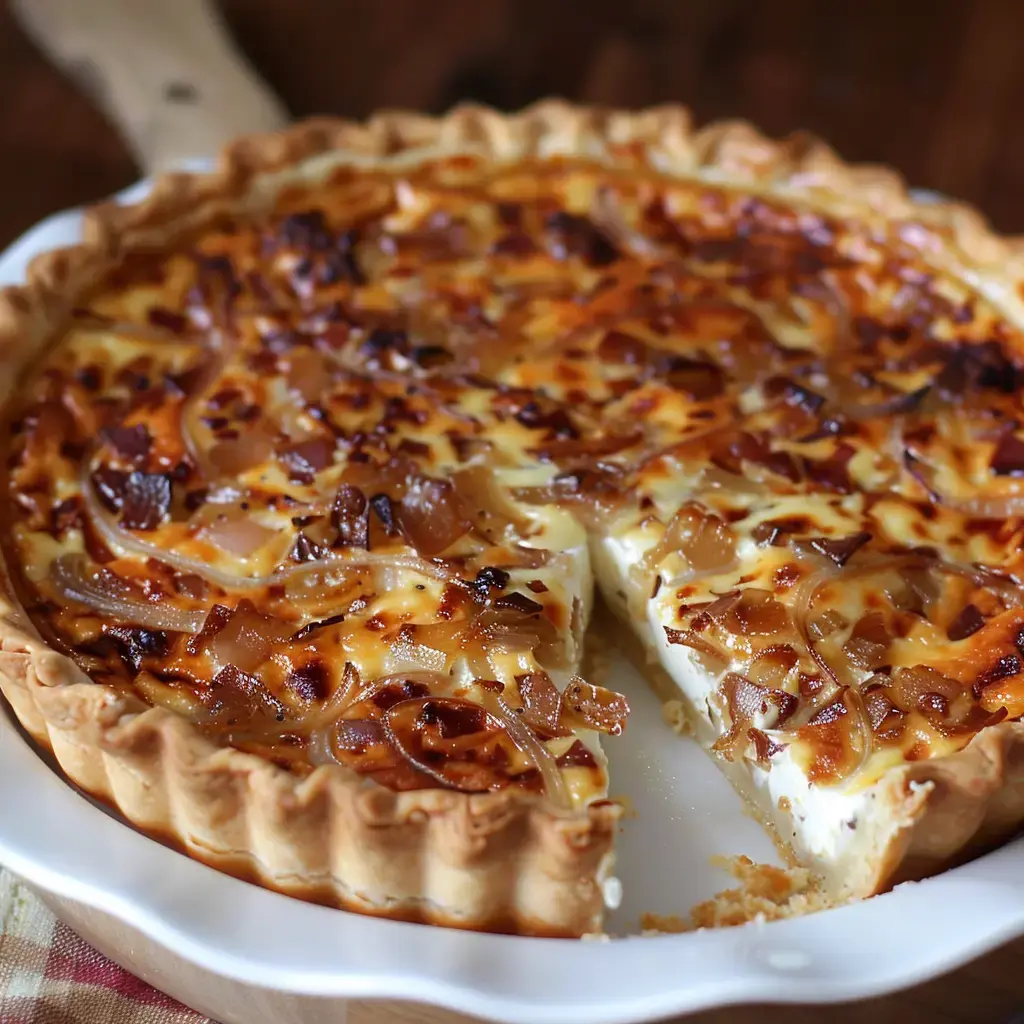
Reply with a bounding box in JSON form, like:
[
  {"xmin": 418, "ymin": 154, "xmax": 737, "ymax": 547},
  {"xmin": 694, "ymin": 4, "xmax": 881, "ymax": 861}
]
[{"xmin": 0, "ymin": 1, "xmax": 1022, "ymax": 1020}]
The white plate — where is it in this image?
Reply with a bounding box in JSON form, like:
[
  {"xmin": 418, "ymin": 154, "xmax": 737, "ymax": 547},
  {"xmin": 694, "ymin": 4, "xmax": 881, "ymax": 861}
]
[{"xmin": 1, "ymin": 181, "xmax": 1023, "ymax": 1024}]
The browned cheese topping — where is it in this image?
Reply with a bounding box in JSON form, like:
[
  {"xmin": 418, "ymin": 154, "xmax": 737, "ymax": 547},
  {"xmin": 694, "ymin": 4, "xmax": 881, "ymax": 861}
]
[{"xmin": 5, "ymin": 153, "xmax": 1024, "ymax": 794}]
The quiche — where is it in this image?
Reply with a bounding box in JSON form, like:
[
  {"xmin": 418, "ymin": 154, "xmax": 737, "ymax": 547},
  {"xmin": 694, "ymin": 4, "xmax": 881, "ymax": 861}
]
[{"xmin": 2, "ymin": 102, "xmax": 1024, "ymax": 937}]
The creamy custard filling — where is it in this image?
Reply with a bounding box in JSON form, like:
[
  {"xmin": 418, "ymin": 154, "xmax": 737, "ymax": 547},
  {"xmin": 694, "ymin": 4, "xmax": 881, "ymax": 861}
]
[{"xmin": 595, "ymin": 531, "xmax": 869, "ymax": 868}]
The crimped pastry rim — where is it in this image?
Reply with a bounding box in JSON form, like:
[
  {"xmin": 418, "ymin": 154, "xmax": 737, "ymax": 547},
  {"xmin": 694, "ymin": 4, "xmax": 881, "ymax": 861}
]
[{"xmin": 1, "ymin": 99, "xmax": 1024, "ymax": 934}]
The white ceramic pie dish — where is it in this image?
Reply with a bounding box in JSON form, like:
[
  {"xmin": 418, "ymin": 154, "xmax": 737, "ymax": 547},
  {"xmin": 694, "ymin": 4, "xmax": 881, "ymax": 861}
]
[{"xmin": 1, "ymin": 180, "xmax": 1024, "ymax": 1024}]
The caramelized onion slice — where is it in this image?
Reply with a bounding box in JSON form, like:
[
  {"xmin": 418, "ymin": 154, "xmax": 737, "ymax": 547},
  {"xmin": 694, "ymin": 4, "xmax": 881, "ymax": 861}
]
[
  {"xmin": 84, "ymin": 464, "xmax": 455, "ymax": 592},
  {"xmin": 664, "ymin": 626, "xmax": 730, "ymax": 673},
  {"xmin": 560, "ymin": 678, "xmax": 630, "ymax": 736},
  {"xmin": 516, "ymin": 671, "xmax": 570, "ymax": 736},
  {"xmin": 639, "ymin": 502, "xmax": 737, "ymax": 583},
  {"xmin": 382, "ymin": 696, "xmax": 522, "ymax": 794},
  {"xmin": 203, "ymin": 600, "xmax": 294, "ymax": 674},
  {"xmin": 721, "ymin": 588, "xmax": 790, "ymax": 637},
  {"xmin": 50, "ymin": 554, "xmax": 205, "ymax": 633},
  {"xmin": 198, "ymin": 514, "xmax": 277, "ymax": 558},
  {"xmin": 904, "ymin": 448, "xmax": 1024, "ymax": 519},
  {"xmin": 397, "ymin": 477, "xmax": 471, "ymax": 557},
  {"xmin": 451, "ymin": 464, "xmax": 531, "ymax": 544},
  {"xmin": 494, "ymin": 694, "xmax": 570, "ymax": 809},
  {"xmin": 790, "ymin": 565, "xmax": 842, "ymax": 688}
]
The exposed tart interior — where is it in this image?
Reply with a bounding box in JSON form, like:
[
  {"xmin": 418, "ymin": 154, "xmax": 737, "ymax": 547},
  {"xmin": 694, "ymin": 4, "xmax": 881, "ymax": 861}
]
[{"xmin": 3, "ymin": 102, "xmax": 1024, "ymax": 934}]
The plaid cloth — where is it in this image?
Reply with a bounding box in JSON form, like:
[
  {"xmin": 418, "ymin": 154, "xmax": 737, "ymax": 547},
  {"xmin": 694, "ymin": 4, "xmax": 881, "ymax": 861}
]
[{"xmin": 0, "ymin": 868, "xmax": 210, "ymax": 1024}]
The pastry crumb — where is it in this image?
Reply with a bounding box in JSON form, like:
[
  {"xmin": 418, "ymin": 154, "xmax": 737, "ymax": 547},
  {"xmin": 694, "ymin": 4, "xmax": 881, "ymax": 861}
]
[
  {"xmin": 581, "ymin": 930, "xmax": 612, "ymax": 942},
  {"xmin": 639, "ymin": 912, "xmax": 689, "ymax": 935},
  {"xmin": 661, "ymin": 699, "xmax": 693, "ymax": 736},
  {"xmin": 640, "ymin": 855, "xmax": 831, "ymax": 934}
]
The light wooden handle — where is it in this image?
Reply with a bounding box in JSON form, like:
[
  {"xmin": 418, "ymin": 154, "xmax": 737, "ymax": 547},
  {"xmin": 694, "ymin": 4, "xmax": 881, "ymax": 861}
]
[{"xmin": 10, "ymin": 0, "xmax": 289, "ymax": 175}]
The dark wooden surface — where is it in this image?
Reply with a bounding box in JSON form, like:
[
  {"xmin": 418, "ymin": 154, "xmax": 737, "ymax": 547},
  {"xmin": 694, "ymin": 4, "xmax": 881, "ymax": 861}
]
[{"xmin": 5, "ymin": 0, "xmax": 1024, "ymax": 247}]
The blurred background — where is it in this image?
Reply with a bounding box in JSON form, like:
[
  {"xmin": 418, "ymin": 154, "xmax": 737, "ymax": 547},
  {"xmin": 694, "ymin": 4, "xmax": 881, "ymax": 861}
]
[{"xmin": 2, "ymin": 0, "xmax": 1023, "ymax": 246}]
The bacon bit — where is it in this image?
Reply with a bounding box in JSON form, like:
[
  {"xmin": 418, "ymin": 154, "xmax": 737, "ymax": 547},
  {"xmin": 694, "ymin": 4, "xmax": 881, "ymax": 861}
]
[
  {"xmin": 278, "ymin": 438, "xmax": 335, "ymax": 484},
  {"xmin": 396, "ymin": 438, "xmax": 432, "ymax": 458},
  {"xmin": 663, "ymin": 626, "xmax": 728, "ymax": 664},
  {"xmin": 765, "ymin": 376, "xmax": 826, "ymax": 414},
  {"xmin": 186, "ymin": 605, "xmax": 233, "ymax": 655},
  {"xmin": 720, "ymin": 432, "xmax": 800, "ymax": 482},
  {"xmin": 947, "ymin": 603, "xmax": 985, "ymax": 641},
  {"xmin": 496, "ymin": 202, "xmax": 522, "ymax": 227},
  {"xmin": 361, "ymin": 327, "xmax": 409, "ymax": 365},
  {"xmin": 286, "ymin": 660, "xmax": 329, "ymax": 702},
  {"xmin": 514, "ymin": 401, "xmax": 579, "ymax": 439},
  {"xmin": 368, "ymin": 493, "xmax": 396, "ymax": 534},
  {"xmin": 691, "ymin": 591, "xmax": 741, "ymax": 632},
  {"xmin": 473, "ymin": 566, "xmax": 510, "ymax": 598},
  {"xmin": 973, "ymin": 652, "xmax": 1022, "ymax": 698},
  {"xmin": 91, "ymin": 465, "xmax": 129, "ymax": 513},
  {"xmin": 556, "ymin": 739, "xmax": 598, "ymax": 768},
  {"xmin": 806, "ymin": 698, "xmax": 848, "ymax": 726},
  {"xmin": 493, "ymin": 592, "xmax": 544, "ymax": 615},
  {"xmin": 865, "ymin": 688, "xmax": 906, "ymax": 738},
  {"xmin": 748, "ymin": 728, "xmax": 785, "ymax": 763},
  {"xmin": 661, "ymin": 357, "xmax": 726, "ymax": 401},
  {"xmin": 805, "ymin": 442, "xmax": 857, "ymax": 493},
  {"xmin": 490, "ymin": 232, "xmax": 536, "ymax": 256},
  {"xmin": 990, "ymin": 433, "xmax": 1024, "ymax": 476},
  {"xmin": 278, "ymin": 209, "xmax": 333, "ymax": 250},
  {"xmin": 809, "ymin": 530, "xmax": 871, "ymax": 567},
  {"xmin": 147, "ymin": 307, "xmax": 188, "ymax": 333},
  {"xmin": 597, "ymin": 330, "xmax": 648, "ymax": 365},
  {"xmin": 120, "ymin": 471, "xmax": 172, "ymax": 531},
  {"xmin": 291, "ymin": 532, "xmax": 327, "ymax": 563},
  {"xmin": 203, "ymin": 664, "xmax": 287, "ymax": 732},
  {"xmin": 332, "ymin": 484, "xmax": 369, "ymax": 548},
  {"xmin": 726, "ymin": 672, "xmax": 798, "ymax": 727},
  {"xmin": 560, "ymin": 678, "xmax": 630, "ymax": 735},
  {"xmin": 173, "ymin": 573, "xmax": 208, "ymax": 600},
  {"xmin": 545, "ymin": 210, "xmax": 619, "ymax": 267},
  {"xmin": 51, "ymin": 497, "xmax": 84, "ymax": 536},
  {"xmin": 104, "ymin": 625, "xmax": 169, "ymax": 673},
  {"xmin": 527, "ymin": 579, "xmax": 549, "ymax": 594},
  {"xmin": 100, "ymin": 424, "xmax": 152, "ymax": 462},
  {"xmin": 517, "ymin": 671, "xmax": 568, "ymax": 736},
  {"xmin": 422, "ymin": 698, "xmax": 488, "ymax": 738},
  {"xmin": 438, "ymin": 582, "xmax": 470, "ymax": 620}
]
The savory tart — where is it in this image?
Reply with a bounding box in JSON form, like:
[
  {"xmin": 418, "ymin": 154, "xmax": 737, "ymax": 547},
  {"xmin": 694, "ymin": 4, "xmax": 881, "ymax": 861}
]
[{"xmin": 2, "ymin": 101, "xmax": 1024, "ymax": 937}]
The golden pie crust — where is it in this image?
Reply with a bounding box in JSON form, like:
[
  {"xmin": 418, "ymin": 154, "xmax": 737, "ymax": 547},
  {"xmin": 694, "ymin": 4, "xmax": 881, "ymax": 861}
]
[{"xmin": 2, "ymin": 101, "xmax": 1024, "ymax": 935}]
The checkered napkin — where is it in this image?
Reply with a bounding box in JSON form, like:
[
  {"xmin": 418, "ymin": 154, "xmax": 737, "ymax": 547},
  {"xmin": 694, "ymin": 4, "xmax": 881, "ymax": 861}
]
[{"xmin": 0, "ymin": 868, "xmax": 210, "ymax": 1024}]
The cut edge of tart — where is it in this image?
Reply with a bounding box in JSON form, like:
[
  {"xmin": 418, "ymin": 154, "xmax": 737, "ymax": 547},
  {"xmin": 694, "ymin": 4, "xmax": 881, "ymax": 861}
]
[{"xmin": 2, "ymin": 100, "xmax": 1024, "ymax": 936}]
